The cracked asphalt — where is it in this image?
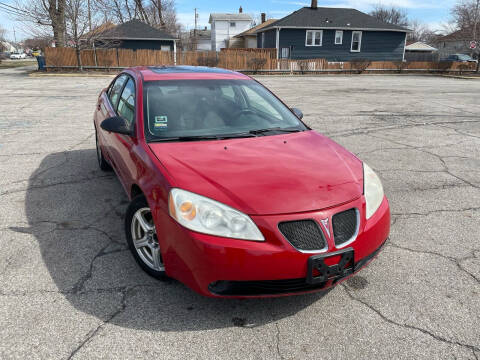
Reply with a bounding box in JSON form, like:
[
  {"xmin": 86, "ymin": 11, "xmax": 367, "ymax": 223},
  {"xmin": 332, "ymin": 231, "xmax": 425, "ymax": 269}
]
[{"xmin": 0, "ymin": 66, "xmax": 479, "ymax": 359}]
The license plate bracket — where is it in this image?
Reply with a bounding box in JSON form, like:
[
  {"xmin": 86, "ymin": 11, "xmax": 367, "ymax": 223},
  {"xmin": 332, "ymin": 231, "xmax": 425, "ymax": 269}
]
[{"xmin": 307, "ymin": 248, "xmax": 354, "ymax": 284}]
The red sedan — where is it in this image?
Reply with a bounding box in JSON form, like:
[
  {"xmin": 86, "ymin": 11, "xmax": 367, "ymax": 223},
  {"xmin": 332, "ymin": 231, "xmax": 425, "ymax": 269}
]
[{"xmin": 94, "ymin": 66, "xmax": 390, "ymax": 297}]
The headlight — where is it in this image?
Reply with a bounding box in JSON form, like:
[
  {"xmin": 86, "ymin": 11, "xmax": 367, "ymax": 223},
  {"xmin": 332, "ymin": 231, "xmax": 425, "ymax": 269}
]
[
  {"xmin": 168, "ymin": 188, "xmax": 265, "ymax": 241},
  {"xmin": 363, "ymin": 163, "xmax": 384, "ymax": 219}
]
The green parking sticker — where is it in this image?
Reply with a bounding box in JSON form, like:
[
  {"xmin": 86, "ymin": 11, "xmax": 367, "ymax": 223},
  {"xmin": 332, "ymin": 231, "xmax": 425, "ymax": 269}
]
[
  {"xmin": 155, "ymin": 116, "xmax": 168, "ymax": 123},
  {"xmin": 154, "ymin": 116, "xmax": 168, "ymax": 130}
]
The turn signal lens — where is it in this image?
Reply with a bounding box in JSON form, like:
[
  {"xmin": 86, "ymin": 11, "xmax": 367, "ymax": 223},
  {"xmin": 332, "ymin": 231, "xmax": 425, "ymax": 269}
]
[{"xmin": 179, "ymin": 201, "xmax": 196, "ymax": 220}]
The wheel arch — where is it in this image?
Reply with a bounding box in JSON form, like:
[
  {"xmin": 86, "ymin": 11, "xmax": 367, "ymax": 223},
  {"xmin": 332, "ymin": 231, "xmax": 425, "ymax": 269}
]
[{"xmin": 130, "ymin": 184, "xmax": 144, "ymax": 199}]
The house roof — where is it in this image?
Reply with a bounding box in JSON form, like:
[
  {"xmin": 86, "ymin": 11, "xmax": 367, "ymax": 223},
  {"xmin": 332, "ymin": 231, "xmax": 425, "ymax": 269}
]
[
  {"xmin": 82, "ymin": 22, "xmax": 116, "ymax": 39},
  {"xmin": 191, "ymin": 29, "xmax": 211, "ymax": 40},
  {"xmin": 405, "ymin": 41, "xmax": 437, "ymax": 51},
  {"xmin": 95, "ymin": 19, "xmax": 176, "ymax": 41},
  {"xmin": 258, "ymin": 7, "xmax": 410, "ymax": 33},
  {"xmin": 209, "ymin": 13, "xmax": 253, "ymax": 23},
  {"xmin": 436, "ymin": 27, "xmax": 480, "ymax": 42},
  {"xmin": 234, "ymin": 19, "xmax": 277, "ymax": 38}
]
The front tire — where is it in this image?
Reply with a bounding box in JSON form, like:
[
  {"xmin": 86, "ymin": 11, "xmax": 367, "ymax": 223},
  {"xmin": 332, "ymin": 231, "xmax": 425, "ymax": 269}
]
[
  {"xmin": 95, "ymin": 131, "xmax": 112, "ymax": 171},
  {"xmin": 125, "ymin": 195, "xmax": 167, "ymax": 279}
]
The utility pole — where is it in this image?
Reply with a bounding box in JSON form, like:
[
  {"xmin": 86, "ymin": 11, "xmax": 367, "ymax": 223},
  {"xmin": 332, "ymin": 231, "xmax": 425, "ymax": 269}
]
[
  {"xmin": 474, "ymin": 0, "xmax": 479, "ymax": 71},
  {"xmin": 194, "ymin": 8, "xmax": 198, "ymax": 33},
  {"xmin": 87, "ymin": 0, "xmax": 92, "ymax": 33},
  {"xmin": 193, "ymin": 8, "xmax": 198, "ymax": 50}
]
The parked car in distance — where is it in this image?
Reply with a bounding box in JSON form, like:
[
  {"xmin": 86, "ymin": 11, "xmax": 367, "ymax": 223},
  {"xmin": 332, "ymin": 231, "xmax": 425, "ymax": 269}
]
[
  {"xmin": 94, "ymin": 66, "xmax": 390, "ymax": 298},
  {"xmin": 442, "ymin": 54, "xmax": 478, "ymax": 63},
  {"xmin": 10, "ymin": 52, "xmax": 27, "ymax": 59}
]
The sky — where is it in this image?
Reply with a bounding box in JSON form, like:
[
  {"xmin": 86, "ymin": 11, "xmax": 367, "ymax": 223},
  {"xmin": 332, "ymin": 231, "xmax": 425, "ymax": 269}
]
[{"xmin": 0, "ymin": 0, "xmax": 458, "ymax": 41}]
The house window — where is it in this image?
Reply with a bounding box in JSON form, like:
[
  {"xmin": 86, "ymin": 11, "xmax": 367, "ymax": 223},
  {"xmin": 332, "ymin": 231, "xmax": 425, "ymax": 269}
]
[
  {"xmin": 335, "ymin": 30, "xmax": 343, "ymax": 45},
  {"xmin": 281, "ymin": 47, "xmax": 290, "ymax": 58},
  {"xmin": 230, "ymin": 22, "xmax": 236, "ymax": 27},
  {"xmin": 351, "ymin": 31, "xmax": 362, "ymax": 52},
  {"xmin": 261, "ymin": 32, "xmax": 265, "ymax": 48},
  {"xmin": 305, "ymin": 30, "xmax": 322, "ymax": 46}
]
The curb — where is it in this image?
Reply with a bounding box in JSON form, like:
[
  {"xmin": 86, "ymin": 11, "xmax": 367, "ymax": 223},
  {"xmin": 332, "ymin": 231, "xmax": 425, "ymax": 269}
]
[{"xmin": 29, "ymin": 72, "xmax": 116, "ymax": 78}]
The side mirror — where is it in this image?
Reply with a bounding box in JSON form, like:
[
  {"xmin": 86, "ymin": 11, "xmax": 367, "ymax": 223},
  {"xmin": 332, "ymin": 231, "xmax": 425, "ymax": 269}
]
[
  {"xmin": 100, "ymin": 116, "xmax": 133, "ymax": 136},
  {"xmin": 291, "ymin": 108, "xmax": 303, "ymax": 120}
]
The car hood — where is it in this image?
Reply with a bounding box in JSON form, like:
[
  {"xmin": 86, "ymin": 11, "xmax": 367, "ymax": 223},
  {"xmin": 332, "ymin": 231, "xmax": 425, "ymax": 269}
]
[{"xmin": 149, "ymin": 131, "xmax": 363, "ymax": 215}]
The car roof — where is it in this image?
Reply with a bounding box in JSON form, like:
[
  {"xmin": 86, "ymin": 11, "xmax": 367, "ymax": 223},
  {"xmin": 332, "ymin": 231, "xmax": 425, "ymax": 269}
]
[{"xmin": 132, "ymin": 66, "xmax": 251, "ymax": 81}]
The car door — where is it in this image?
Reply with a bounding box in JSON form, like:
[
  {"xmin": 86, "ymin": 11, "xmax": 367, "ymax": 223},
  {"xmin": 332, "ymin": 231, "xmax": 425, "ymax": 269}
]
[
  {"xmin": 96, "ymin": 74, "xmax": 128, "ymax": 164},
  {"xmin": 108, "ymin": 77, "xmax": 138, "ymax": 192}
]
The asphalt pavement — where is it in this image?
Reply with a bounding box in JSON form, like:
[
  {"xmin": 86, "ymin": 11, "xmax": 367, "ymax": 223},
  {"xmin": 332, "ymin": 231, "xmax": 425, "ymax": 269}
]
[{"xmin": 0, "ymin": 67, "xmax": 479, "ymax": 359}]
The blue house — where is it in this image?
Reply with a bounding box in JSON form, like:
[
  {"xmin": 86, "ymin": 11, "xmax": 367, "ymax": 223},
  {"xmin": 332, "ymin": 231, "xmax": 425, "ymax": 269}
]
[{"xmin": 256, "ymin": 0, "xmax": 410, "ymax": 61}]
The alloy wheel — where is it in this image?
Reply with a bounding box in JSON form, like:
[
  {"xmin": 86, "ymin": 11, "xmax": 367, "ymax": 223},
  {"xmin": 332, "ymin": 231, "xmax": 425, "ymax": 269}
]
[{"xmin": 130, "ymin": 207, "xmax": 164, "ymax": 271}]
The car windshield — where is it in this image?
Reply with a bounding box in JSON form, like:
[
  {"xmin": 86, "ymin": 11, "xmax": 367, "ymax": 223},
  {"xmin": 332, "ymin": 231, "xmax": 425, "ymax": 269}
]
[{"xmin": 143, "ymin": 79, "xmax": 307, "ymax": 141}]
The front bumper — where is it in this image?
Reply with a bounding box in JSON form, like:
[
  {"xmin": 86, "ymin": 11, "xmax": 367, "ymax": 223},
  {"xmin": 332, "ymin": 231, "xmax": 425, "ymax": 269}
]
[{"xmin": 156, "ymin": 195, "xmax": 390, "ymax": 297}]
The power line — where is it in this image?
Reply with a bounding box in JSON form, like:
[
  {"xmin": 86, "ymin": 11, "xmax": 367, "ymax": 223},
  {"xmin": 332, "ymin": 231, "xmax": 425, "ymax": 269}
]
[
  {"xmin": 0, "ymin": 1, "xmax": 28, "ymax": 15},
  {"xmin": 0, "ymin": 3, "xmax": 27, "ymax": 18}
]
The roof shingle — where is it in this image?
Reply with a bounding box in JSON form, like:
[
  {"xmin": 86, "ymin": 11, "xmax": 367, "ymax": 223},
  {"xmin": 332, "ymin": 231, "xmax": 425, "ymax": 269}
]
[
  {"xmin": 258, "ymin": 7, "xmax": 409, "ymax": 32},
  {"xmin": 96, "ymin": 19, "xmax": 176, "ymax": 40}
]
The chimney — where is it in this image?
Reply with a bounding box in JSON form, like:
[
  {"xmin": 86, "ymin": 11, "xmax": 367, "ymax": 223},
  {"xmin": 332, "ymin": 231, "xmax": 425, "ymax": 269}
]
[
  {"xmin": 261, "ymin": 13, "xmax": 266, "ymax": 23},
  {"xmin": 239, "ymin": 6, "xmax": 243, "ymax": 13},
  {"xmin": 311, "ymin": 0, "xmax": 318, "ymax": 9}
]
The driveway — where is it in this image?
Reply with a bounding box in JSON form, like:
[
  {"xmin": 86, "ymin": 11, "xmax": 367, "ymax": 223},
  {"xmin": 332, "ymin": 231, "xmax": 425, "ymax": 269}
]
[{"xmin": 0, "ymin": 67, "xmax": 479, "ymax": 359}]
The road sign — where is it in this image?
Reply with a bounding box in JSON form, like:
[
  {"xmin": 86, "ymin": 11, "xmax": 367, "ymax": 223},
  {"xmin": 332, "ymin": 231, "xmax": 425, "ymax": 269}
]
[{"xmin": 470, "ymin": 41, "xmax": 477, "ymax": 49}]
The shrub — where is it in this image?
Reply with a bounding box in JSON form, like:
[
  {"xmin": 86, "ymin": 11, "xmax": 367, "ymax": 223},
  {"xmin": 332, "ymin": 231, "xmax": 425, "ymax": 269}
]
[
  {"xmin": 197, "ymin": 55, "xmax": 219, "ymax": 67},
  {"xmin": 350, "ymin": 59, "xmax": 371, "ymax": 74},
  {"xmin": 393, "ymin": 60, "xmax": 408, "ymax": 73},
  {"xmin": 247, "ymin": 57, "xmax": 267, "ymax": 74},
  {"xmin": 458, "ymin": 63, "xmax": 471, "ymax": 75},
  {"xmin": 297, "ymin": 61, "xmax": 310, "ymax": 74},
  {"xmin": 436, "ymin": 61, "xmax": 453, "ymax": 73}
]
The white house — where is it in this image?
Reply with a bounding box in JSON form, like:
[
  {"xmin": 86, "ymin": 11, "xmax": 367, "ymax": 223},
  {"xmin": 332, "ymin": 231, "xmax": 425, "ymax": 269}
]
[
  {"xmin": 194, "ymin": 28, "xmax": 212, "ymax": 51},
  {"xmin": 209, "ymin": 7, "xmax": 253, "ymax": 51},
  {"xmin": 0, "ymin": 41, "xmax": 17, "ymax": 53}
]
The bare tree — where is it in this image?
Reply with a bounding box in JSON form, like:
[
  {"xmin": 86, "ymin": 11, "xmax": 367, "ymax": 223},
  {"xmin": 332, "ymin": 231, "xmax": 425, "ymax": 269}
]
[
  {"xmin": 370, "ymin": 5, "xmax": 409, "ymax": 27},
  {"xmin": 408, "ymin": 20, "xmax": 440, "ymax": 44},
  {"xmin": 0, "ymin": 24, "xmax": 6, "ymax": 41},
  {"xmin": 65, "ymin": 0, "xmax": 89, "ymax": 69},
  {"xmin": 93, "ymin": 0, "xmax": 179, "ymax": 35},
  {"xmin": 451, "ymin": 0, "xmax": 479, "ymax": 29},
  {"xmin": 14, "ymin": 0, "xmax": 67, "ymax": 46},
  {"xmin": 0, "ymin": 25, "xmax": 6, "ymax": 53}
]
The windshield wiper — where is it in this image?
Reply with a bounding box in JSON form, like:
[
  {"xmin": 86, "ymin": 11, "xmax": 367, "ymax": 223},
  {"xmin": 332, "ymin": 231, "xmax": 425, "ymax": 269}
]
[
  {"xmin": 249, "ymin": 127, "xmax": 303, "ymax": 135},
  {"xmin": 149, "ymin": 133, "xmax": 257, "ymax": 142}
]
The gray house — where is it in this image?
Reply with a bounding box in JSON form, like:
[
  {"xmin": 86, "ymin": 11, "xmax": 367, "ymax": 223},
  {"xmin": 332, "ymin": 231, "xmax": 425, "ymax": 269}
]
[
  {"xmin": 256, "ymin": 0, "xmax": 409, "ymax": 61},
  {"xmin": 94, "ymin": 20, "xmax": 177, "ymax": 52}
]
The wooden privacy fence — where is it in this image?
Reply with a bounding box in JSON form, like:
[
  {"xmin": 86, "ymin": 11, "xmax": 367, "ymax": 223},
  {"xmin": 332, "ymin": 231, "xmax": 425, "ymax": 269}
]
[{"xmin": 44, "ymin": 47, "xmax": 478, "ymax": 73}]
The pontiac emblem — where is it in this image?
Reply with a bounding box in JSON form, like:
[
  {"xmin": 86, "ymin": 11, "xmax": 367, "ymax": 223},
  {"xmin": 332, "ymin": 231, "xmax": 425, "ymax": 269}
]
[{"xmin": 320, "ymin": 218, "xmax": 331, "ymax": 238}]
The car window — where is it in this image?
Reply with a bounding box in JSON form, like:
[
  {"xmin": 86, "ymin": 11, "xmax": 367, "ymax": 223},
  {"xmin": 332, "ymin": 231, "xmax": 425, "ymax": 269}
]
[
  {"xmin": 117, "ymin": 79, "xmax": 135, "ymax": 126},
  {"xmin": 109, "ymin": 75, "xmax": 128, "ymax": 109}
]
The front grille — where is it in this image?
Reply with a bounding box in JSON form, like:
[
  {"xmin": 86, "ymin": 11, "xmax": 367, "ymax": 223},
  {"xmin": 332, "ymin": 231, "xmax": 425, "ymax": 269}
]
[
  {"xmin": 278, "ymin": 220, "xmax": 326, "ymax": 251},
  {"xmin": 332, "ymin": 208, "xmax": 358, "ymax": 246}
]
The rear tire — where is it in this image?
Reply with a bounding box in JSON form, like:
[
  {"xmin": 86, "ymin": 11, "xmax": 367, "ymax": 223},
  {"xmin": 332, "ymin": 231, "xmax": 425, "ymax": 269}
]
[
  {"xmin": 96, "ymin": 131, "xmax": 112, "ymax": 171},
  {"xmin": 125, "ymin": 195, "xmax": 167, "ymax": 280}
]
